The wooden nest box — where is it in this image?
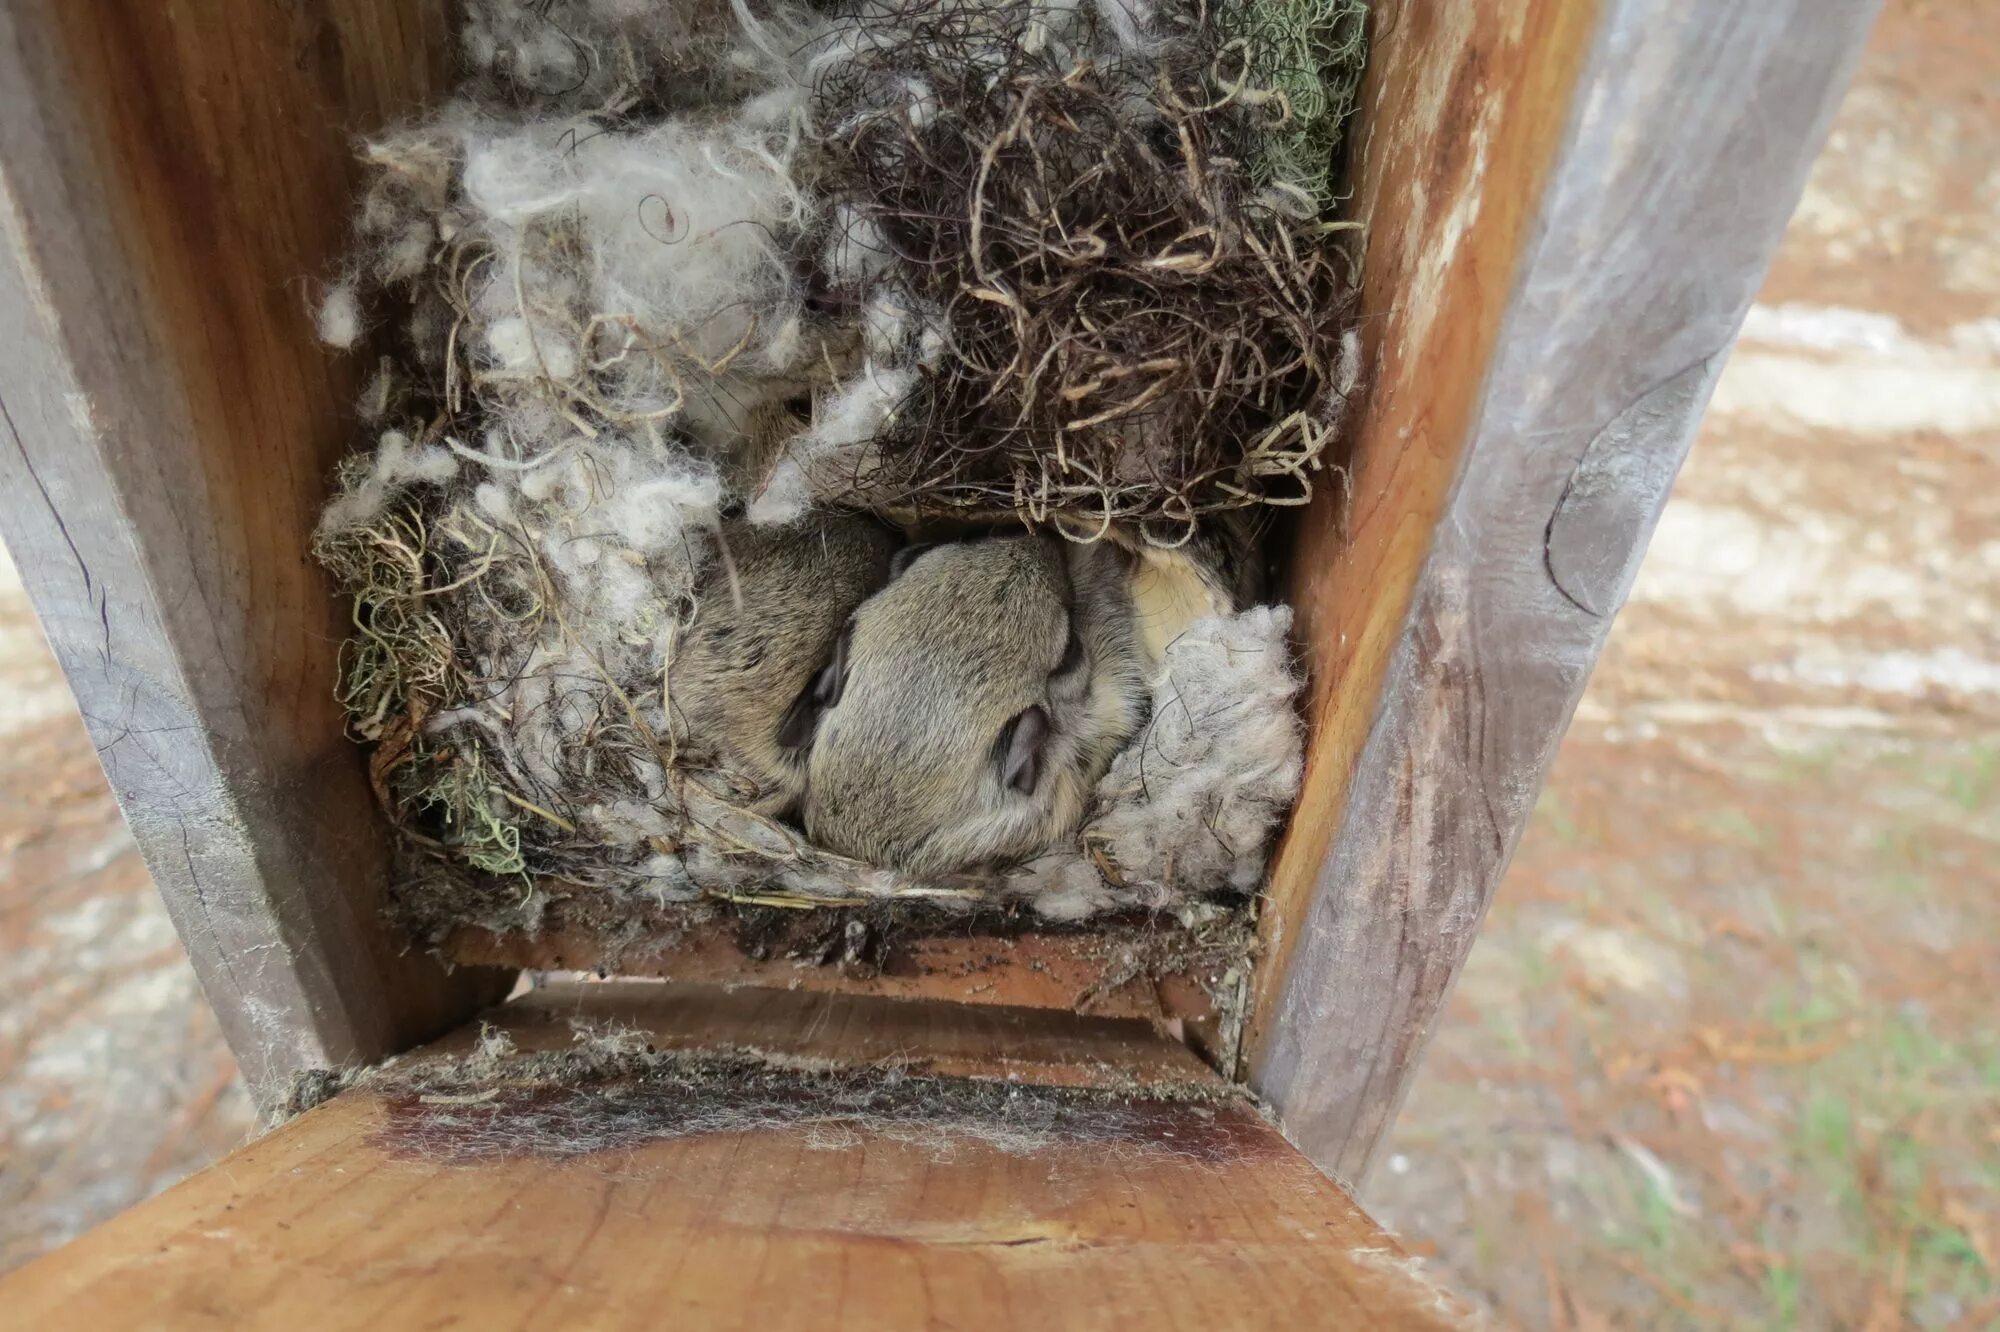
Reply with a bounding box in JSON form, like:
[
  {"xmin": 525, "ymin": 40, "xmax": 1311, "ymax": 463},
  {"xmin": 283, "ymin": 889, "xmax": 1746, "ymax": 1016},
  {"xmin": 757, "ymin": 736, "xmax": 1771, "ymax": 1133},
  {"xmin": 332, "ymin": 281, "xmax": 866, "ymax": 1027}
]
[{"xmin": 0, "ymin": 1, "xmax": 1877, "ymax": 1325}]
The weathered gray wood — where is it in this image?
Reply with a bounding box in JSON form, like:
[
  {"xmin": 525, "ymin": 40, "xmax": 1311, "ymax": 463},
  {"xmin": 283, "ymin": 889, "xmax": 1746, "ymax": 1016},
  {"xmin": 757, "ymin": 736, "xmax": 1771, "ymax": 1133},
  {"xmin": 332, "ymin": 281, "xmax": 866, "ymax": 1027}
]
[
  {"xmin": 0, "ymin": 1, "xmax": 508, "ymax": 1104},
  {"xmin": 1248, "ymin": 0, "xmax": 1882, "ymax": 1183}
]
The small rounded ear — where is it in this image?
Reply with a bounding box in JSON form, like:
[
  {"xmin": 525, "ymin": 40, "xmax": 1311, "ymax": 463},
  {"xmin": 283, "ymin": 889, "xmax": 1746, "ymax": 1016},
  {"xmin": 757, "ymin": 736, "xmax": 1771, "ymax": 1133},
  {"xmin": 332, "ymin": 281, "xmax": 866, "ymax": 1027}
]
[
  {"xmin": 999, "ymin": 705, "xmax": 1050, "ymax": 795},
  {"xmin": 778, "ymin": 624, "xmax": 854, "ymax": 750},
  {"xmin": 890, "ymin": 543, "xmax": 939, "ymax": 579}
]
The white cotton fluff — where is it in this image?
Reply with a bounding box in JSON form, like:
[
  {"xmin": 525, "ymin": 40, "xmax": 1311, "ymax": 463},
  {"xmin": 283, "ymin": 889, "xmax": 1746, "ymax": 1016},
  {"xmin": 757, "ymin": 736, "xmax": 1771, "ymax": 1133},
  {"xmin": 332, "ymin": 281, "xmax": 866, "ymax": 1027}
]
[
  {"xmin": 508, "ymin": 436, "xmax": 723, "ymax": 631},
  {"xmin": 822, "ymin": 205, "xmax": 892, "ymax": 290},
  {"xmin": 446, "ymin": 114, "xmax": 821, "ymax": 456},
  {"xmin": 316, "ymin": 430, "xmax": 460, "ymax": 535},
  {"xmin": 379, "ymin": 220, "xmax": 436, "ymax": 283},
  {"xmin": 461, "ymin": 119, "xmax": 806, "ymax": 364},
  {"xmin": 316, "ymin": 283, "xmax": 363, "ymax": 349},
  {"xmin": 1015, "ymin": 605, "xmax": 1305, "ymax": 918},
  {"xmin": 859, "ymin": 287, "xmax": 947, "ymax": 366},
  {"xmin": 747, "ymin": 363, "xmax": 915, "ymax": 524},
  {"xmin": 418, "ymin": 426, "xmax": 723, "ymax": 815},
  {"xmin": 1089, "ymin": 0, "xmax": 1158, "ymax": 53},
  {"xmin": 1088, "ymin": 606, "xmax": 1305, "ymax": 893},
  {"xmin": 484, "ymin": 316, "xmax": 581, "ymax": 380},
  {"xmin": 356, "ymin": 367, "xmax": 395, "ymax": 423},
  {"xmin": 487, "ymin": 637, "xmax": 614, "ymax": 794}
]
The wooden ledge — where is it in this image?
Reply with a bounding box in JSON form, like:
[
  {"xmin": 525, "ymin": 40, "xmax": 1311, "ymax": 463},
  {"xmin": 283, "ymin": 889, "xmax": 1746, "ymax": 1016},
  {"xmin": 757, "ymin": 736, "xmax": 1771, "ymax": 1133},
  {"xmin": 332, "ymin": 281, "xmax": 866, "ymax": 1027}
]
[
  {"xmin": 433, "ymin": 979, "xmax": 1223, "ymax": 1092},
  {"xmin": 2, "ymin": 984, "xmax": 1473, "ymax": 1330}
]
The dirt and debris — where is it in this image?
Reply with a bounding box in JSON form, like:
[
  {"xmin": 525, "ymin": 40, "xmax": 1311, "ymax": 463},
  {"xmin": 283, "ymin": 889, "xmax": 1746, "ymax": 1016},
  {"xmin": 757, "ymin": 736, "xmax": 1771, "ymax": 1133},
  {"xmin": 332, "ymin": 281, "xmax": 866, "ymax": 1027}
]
[{"xmin": 281, "ymin": 1019, "xmax": 1264, "ymax": 1167}]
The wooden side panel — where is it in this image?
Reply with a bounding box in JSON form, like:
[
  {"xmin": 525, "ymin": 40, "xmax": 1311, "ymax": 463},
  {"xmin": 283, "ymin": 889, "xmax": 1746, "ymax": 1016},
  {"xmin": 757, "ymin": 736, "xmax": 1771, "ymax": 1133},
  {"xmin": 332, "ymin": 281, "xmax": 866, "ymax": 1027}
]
[
  {"xmin": 0, "ymin": 1, "xmax": 508, "ymax": 1101},
  {"xmin": 1249, "ymin": 0, "xmax": 1601, "ymax": 1067},
  {"xmin": 1, "ymin": 987, "xmax": 1471, "ymax": 1329},
  {"xmin": 1250, "ymin": 0, "xmax": 1882, "ymax": 1181}
]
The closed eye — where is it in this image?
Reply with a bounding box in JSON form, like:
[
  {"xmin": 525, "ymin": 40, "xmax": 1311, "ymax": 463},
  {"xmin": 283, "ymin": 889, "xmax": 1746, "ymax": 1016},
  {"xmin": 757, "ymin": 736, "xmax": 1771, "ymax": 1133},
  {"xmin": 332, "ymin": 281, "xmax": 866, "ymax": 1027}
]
[
  {"xmin": 777, "ymin": 623, "xmax": 852, "ymax": 750},
  {"xmin": 995, "ymin": 705, "xmax": 1050, "ymax": 795}
]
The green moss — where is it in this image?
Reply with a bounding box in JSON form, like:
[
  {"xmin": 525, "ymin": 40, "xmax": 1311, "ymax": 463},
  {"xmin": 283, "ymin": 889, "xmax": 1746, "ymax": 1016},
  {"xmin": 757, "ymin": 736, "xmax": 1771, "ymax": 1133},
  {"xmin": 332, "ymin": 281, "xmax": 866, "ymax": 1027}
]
[
  {"xmin": 411, "ymin": 746, "xmax": 528, "ymax": 878},
  {"xmin": 313, "ymin": 487, "xmax": 459, "ymax": 742},
  {"xmin": 1221, "ymin": 0, "xmax": 1370, "ymax": 211}
]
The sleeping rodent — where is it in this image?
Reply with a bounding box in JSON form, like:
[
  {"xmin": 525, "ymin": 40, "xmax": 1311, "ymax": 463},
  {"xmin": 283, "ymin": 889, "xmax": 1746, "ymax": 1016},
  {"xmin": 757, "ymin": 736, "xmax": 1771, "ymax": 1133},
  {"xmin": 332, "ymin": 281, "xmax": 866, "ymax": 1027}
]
[
  {"xmin": 667, "ymin": 513, "xmax": 896, "ymax": 813},
  {"xmin": 802, "ymin": 532, "xmax": 1148, "ymax": 875}
]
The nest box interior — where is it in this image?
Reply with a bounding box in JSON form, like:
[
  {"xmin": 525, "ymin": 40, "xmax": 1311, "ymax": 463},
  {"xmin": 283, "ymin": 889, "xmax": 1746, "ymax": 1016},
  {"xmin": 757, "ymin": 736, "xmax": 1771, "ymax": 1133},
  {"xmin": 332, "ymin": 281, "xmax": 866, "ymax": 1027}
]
[
  {"xmin": 1, "ymin": 0, "xmax": 1647, "ymax": 1093},
  {"xmin": 279, "ymin": 0, "xmax": 1420, "ymax": 1078}
]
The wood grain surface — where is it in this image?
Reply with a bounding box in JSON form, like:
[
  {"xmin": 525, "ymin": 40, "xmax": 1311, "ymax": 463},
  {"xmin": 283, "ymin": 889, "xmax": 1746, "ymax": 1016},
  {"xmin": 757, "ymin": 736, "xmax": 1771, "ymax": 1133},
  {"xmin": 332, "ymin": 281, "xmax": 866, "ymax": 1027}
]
[
  {"xmin": 0, "ymin": 0, "xmax": 508, "ymax": 1102},
  {"xmin": 1249, "ymin": 0, "xmax": 1882, "ymax": 1182},
  {"xmin": 1, "ymin": 984, "xmax": 1471, "ymax": 1330},
  {"xmin": 1249, "ymin": 0, "xmax": 1600, "ymax": 1073},
  {"xmin": 449, "ymin": 979, "xmax": 1223, "ymax": 1090},
  {"xmin": 450, "ymin": 918, "xmax": 1229, "ymax": 1044}
]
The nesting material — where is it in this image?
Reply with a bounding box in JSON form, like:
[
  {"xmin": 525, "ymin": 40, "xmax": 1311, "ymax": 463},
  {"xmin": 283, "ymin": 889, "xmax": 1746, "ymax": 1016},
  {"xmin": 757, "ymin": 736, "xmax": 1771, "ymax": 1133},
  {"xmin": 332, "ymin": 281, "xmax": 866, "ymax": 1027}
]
[
  {"xmin": 460, "ymin": 0, "xmax": 808, "ymax": 113},
  {"xmin": 1223, "ymin": 0, "xmax": 1370, "ymax": 208},
  {"xmin": 312, "ymin": 0, "xmax": 1360, "ymax": 936},
  {"xmin": 787, "ymin": 0, "xmax": 1359, "ymax": 538},
  {"xmin": 1026, "ymin": 607, "xmax": 1305, "ymax": 921}
]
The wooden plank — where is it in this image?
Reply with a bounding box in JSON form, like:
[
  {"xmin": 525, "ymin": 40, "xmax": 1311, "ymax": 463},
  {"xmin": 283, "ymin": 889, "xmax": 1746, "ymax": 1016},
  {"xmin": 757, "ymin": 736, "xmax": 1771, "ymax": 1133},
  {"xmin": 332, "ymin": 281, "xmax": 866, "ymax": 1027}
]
[
  {"xmin": 0, "ymin": 1, "xmax": 508, "ymax": 1102},
  {"xmin": 432, "ymin": 979, "xmax": 1222, "ymax": 1089},
  {"xmin": 2, "ymin": 985, "xmax": 1472, "ymax": 1329},
  {"xmin": 1248, "ymin": 0, "xmax": 1882, "ymax": 1182},
  {"xmin": 1249, "ymin": 0, "xmax": 1602, "ymax": 1069},
  {"xmin": 450, "ymin": 917, "xmax": 1226, "ymax": 1027}
]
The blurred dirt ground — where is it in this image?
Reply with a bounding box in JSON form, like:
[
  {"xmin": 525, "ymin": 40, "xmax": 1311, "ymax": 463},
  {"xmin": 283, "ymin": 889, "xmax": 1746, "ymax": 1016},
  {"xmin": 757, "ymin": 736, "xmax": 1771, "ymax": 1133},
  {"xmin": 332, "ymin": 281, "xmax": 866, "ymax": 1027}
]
[
  {"xmin": 0, "ymin": 540, "xmax": 253, "ymax": 1270},
  {"xmin": 0, "ymin": 1, "xmax": 1995, "ymax": 1324}
]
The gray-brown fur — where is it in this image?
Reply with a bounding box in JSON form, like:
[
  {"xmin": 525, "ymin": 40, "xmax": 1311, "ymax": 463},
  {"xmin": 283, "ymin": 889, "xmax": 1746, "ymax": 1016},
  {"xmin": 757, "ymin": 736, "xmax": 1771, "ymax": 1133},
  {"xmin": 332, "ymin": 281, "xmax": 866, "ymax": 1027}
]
[
  {"xmin": 804, "ymin": 534, "xmax": 1147, "ymax": 875},
  {"xmin": 668, "ymin": 514, "xmax": 896, "ymax": 812}
]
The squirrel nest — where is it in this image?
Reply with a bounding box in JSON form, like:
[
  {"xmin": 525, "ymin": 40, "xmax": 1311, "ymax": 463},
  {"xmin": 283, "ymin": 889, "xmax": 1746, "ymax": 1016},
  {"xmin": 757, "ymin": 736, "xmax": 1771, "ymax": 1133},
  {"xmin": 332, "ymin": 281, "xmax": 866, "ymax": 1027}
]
[{"xmin": 310, "ymin": 0, "xmax": 1362, "ymax": 936}]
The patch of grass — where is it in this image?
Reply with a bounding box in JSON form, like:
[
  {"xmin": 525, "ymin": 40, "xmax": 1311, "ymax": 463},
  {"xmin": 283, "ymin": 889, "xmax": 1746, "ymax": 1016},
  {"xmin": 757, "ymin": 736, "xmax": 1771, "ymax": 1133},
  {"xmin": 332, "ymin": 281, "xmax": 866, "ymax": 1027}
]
[
  {"xmin": 1880, "ymin": 1129, "xmax": 1928, "ymax": 1202},
  {"xmin": 1762, "ymin": 1259, "xmax": 1802, "ymax": 1331},
  {"xmin": 1801, "ymin": 1091, "xmax": 1854, "ymax": 1166},
  {"xmin": 1932, "ymin": 741, "xmax": 1999, "ymax": 813},
  {"xmin": 1880, "ymin": 1012, "xmax": 1955, "ymax": 1083},
  {"xmin": 1700, "ymin": 806, "xmax": 1775, "ymax": 850},
  {"xmin": 1899, "ymin": 1200, "xmax": 1997, "ymax": 1315},
  {"xmin": 1765, "ymin": 989, "xmax": 1847, "ymax": 1031},
  {"xmin": 1481, "ymin": 1006, "xmax": 1534, "ymax": 1060},
  {"xmin": 1874, "ymin": 825, "xmax": 1939, "ymax": 871},
  {"xmin": 1915, "ymin": 1221, "xmax": 1988, "ymax": 1275},
  {"xmin": 1636, "ymin": 1181, "xmax": 1680, "ymax": 1259},
  {"xmin": 1769, "ymin": 742, "xmax": 1843, "ymax": 787},
  {"xmin": 1468, "ymin": 1218, "xmax": 1499, "ymax": 1277},
  {"xmin": 1600, "ymin": 1153, "xmax": 1693, "ymax": 1278},
  {"xmin": 1881, "ymin": 868, "xmax": 1929, "ymax": 900}
]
